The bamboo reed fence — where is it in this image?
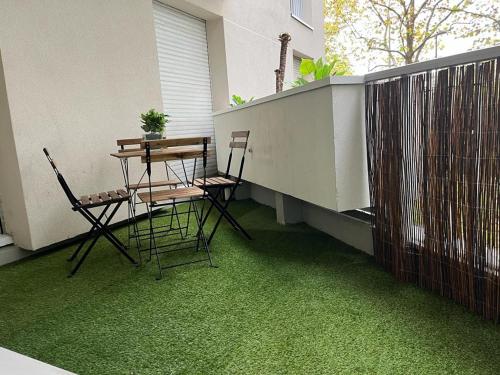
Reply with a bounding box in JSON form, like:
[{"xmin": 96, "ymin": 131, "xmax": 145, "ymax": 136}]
[{"xmin": 365, "ymin": 57, "xmax": 499, "ymax": 322}]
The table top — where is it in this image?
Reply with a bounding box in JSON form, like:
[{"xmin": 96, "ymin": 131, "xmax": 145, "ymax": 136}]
[{"xmin": 110, "ymin": 145, "xmax": 211, "ymax": 161}]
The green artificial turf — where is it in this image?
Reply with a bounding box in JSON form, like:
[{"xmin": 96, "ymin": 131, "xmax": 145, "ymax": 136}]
[{"xmin": 0, "ymin": 200, "xmax": 499, "ymax": 374}]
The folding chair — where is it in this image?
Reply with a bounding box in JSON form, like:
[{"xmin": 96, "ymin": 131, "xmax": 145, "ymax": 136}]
[
  {"xmin": 138, "ymin": 137, "xmax": 215, "ymax": 279},
  {"xmin": 43, "ymin": 148, "xmax": 138, "ymax": 277},
  {"xmin": 116, "ymin": 138, "xmax": 181, "ymax": 252},
  {"xmin": 191, "ymin": 131, "xmax": 252, "ymax": 244},
  {"xmin": 116, "ymin": 138, "xmax": 181, "ymax": 191}
]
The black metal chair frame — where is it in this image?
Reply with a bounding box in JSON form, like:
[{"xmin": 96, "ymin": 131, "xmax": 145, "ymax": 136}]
[
  {"xmin": 199, "ymin": 131, "xmax": 252, "ymax": 244},
  {"xmin": 142, "ymin": 138, "xmax": 214, "ymax": 279},
  {"xmin": 43, "ymin": 148, "xmax": 138, "ymax": 277},
  {"xmin": 115, "ymin": 139, "xmax": 187, "ymax": 252}
]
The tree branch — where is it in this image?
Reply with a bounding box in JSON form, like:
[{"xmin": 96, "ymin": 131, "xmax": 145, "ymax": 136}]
[
  {"xmin": 413, "ymin": 0, "xmax": 467, "ymax": 54},
  {"xmin": 370, "ymin": 46, "xmax": 407, "ymax": 58},
  {"xmin": 437, "ymin": 7, "xmax": 500, "ymax": 28},
  {"xmin": 371, "ymin": 1, "xmax": 404, "ymax": 23}
]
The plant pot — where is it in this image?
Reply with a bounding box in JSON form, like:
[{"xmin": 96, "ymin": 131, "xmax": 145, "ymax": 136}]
[{"xmin": 143, "ymin": 132, "xmax": 163, "ymax": 140}]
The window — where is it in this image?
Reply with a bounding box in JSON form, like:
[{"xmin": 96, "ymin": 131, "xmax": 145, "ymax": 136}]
[
  {"xmin": 293, "ymin": 56, "xmax": 302, "ymax": 79},
  {"xmin": 290, "ymin": 0, "xmax": 304, "ymax": 20},
  {"xmin": 290, "ymin": 0, "xmax": 313, "ymax": 29}
]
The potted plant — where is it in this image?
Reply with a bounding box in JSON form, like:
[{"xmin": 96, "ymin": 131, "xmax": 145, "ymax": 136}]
[
  {"xmin": 230, "ymin": 94, "xmax": 254, "ymax": 107},
  {"xmin": 140, "ymin": 108, "xmax": 169, "ymax": 140},
  {"xmin": 291, "ymin": 57, "xmax": 347, "ymax": 87}
]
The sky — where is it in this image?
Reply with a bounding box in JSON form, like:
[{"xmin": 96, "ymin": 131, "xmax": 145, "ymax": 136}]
[
  {"xmin": 341, "ymin": 0, "xmax": 499, "ymax": 75},
  {"xmin": 351, "ymin": 33, "xmax": 479, "ymax": 74}
]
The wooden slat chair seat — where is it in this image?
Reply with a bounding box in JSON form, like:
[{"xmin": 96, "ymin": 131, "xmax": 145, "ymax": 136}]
[
  {"xmin": 78, "ymin": 189, "xmax": 129, "ymax": 209},
  {"xmin": 43, "ymin": 148, "xmax": 137, "ymax": 277},
  {"xmin": 197, "ymin": 130, "xmax": 252, "ymax": 245},
  {"xmin": 127, "ymin": 179, "xmax": 180, "ymax": 191},
  {"xmin": 137, "ymin": 186, "xmax": 204, "ymax": 203},
  {"xmin": 140, "ymin": 137, "xmax": 215, "ymax": 279},
  {"xmin": 191, "ymin": 177, "xmax": 236, "ymax": 187}
]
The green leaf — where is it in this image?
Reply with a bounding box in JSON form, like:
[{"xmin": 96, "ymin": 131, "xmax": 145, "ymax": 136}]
[
  {"xmin": 291, "ymin": 77, "xmax": 309, "ymax": 87},
  {"xmin": 231, "ymin": 94, "xmax": 254, "ymax": 107},
  {"xmin": 140, "ymin": 108, "xmax": 167, "ymax": 134},
  {"xmin": 299, "ymin": 59, "xmax": 315, "ymax": 76}
]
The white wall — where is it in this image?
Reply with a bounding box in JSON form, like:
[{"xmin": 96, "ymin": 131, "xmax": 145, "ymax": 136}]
[
  {"xmin": 0, "ymin": 0, "xmax": 163, "ymax": 249},
  {"xmin": 0, "ymin": 0, "xmax": 325, "ymax": 250},
  {"xmin": 222, "ymin": 0, "xmax": 325, "ymax": 102},
  {"xmin": 213, "ymin": 76, "xmax": 369, "ymax": 212},
  {"xmin": 159, "ymin": 0, "xmax": 325, "ymax": 108},
  {"xmin": 0, "ymin": 52, "xmax": 32, "ymax": 247}
]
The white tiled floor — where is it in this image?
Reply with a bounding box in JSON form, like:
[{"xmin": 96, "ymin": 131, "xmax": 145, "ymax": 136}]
[
  {"xmin": 0, "ymin": 347, "xmax": 75, "ymax": 374},
  {"xmin": 0, "ymin": 234, "xmax": 13, "ymax": 248},
  {"xmin": 0, "ymin": 244, "xmax": 31, "ymax": 267}
]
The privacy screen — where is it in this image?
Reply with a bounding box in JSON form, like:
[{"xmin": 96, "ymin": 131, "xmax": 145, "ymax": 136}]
[{"xmin": 365, "ymin": 58, "xmax": 499, "ymax": 322}]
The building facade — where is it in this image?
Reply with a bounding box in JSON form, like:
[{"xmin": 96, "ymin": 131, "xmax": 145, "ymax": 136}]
[{"xmin": 0, "ymin": 0, "xmax": 324, "ymax": 250}]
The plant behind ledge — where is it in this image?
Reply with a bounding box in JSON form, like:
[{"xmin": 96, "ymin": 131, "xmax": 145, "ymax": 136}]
[
  {"xmin": 230, "ymin": 94, "xmax": 254, "ymax": 107},
  {"xmin": 292, "ymin": 57, "xmax": 347, "ymax": 87},
  {"xmin": 140, "ymin": 108, "xmax": 168, "ymax": 134}
]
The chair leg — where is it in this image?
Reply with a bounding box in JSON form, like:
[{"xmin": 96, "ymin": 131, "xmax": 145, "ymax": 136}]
[
  {"xmin": 68, "ymin": 234, "xmax": 101, "ymax": 277},
  {"xmin": 147, "ymin": 203, "xmax": 163, "ymax": 280},
  {"xmin": 169, "ymin": 202, "xmax": 175, "ymax": 229},
  {"xmin": 78, "ymin": 203, "xmax": 138, "ymax": 265},
  {"xmin": 68, "ymin": 206, "xmax": 110, "ymax": 261},
  {"xmin": 69, "ymin": 216, "xmax": 137, "ymax": 277},
  {"xmin": 206, "ymin": 191, "xmax": 242, "ymax": 231},
  {"xmin": 80, "ymin": 207, "xmax": 129, "ymax": 252},
  {"xmin": 127, "ymin": 196, "xmax": 132, "ymax": 251},
  {"xmin": 200, "ymin": 188, "xmax": 222, "ymax": 228},
  {"xmin": 69, "ymin": 206, "xmax": 124, "ymax": 276},
  {"xmin": 172, "ymin": 201, "xmax": 184, "ymax": 239},
  {"xmin": 192, "ymin": 199, "xmax": 215, "ymax": 267},
  {"xmin": 195, "ymin": 188, "xmax": 223, "ymax": 241},
  {"xmin": 129, "ymin": 191, "xmax": 143, "ymax": 252},
  {"xmin": 132, "ymin": 192, "xmax": 142, "ymax": 249},
  {"xmin": 185, "ymin": 200, "xmax": 193, "ymax": 237},
  {"xmin": 81, "ymin": 212, "xmax": 124, "ymax": 248},
  {"xmin": 206, "ymin": 192, "xmax": 252, "ymax": 244}
]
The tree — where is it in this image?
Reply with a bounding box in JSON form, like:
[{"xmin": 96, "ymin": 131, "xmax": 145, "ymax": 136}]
[
  {"xmin": 324, "ymin": 0, "xmax": 357, "ymax": 72},
  {"xmin": 275, "ymin": 33, "xmax": 291, "ymax": 92},
  {"xmin": 324, "ymin": 0, "xmax": 500, "ymax": 69}
]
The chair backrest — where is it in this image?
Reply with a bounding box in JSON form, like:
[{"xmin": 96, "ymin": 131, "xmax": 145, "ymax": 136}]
[
  {"xmin": 142, "ymin": 137, "xmax": 209, "ymax": 202},
  {"xmin": 116, "ymin": 138, "xmax": 143, "ymax": 153},
  {"xmin": 43, "ymin": 148, "xmax": 79, "ymax": 207},
  {"xmin": 226, "ymin": 131, "xmax": 250, "ymax": 181},
  {"xmin": 139, "ymin": 136, "xmax": 211, "ymax": 150}
]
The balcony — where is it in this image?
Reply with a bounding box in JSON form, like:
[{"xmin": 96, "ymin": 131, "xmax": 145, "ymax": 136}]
[{"xmin": 0, "ymin": 2, "xmax": 498, "ymax": 372}]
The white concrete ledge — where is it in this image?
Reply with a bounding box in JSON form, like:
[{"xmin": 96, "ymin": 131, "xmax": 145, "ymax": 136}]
[
  {"xmin": 213, "ymin": 75, "xmax": 365, "ymax": 116},
  {"xmin": 214, "ymin": 77, "xmax": 369, "ymax": 212}
]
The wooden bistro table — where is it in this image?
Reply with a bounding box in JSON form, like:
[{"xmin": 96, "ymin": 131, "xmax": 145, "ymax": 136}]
[
  {"xmin": 110, "ymin": 136, "xmax": 248, "ymax": 254},
  {"xmin": 110, "ymin": 144, "xmax": 209, "ymax": 188},
  {"xmin": 110, "ymin": 138, "xmax": 211, "ymax": 250}
]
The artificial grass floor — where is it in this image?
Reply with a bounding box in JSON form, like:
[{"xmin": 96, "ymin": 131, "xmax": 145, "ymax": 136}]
[{"xmin": 0, "ymin": 200, "xmax": 499, "ymax": 374}]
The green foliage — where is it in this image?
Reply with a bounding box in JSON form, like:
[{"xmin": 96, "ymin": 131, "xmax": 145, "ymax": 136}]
[
  {"xmin": 230, "ymin": 94, "xmax": 254, "ymax": 107},
  {"xmin": 140, "ymin": 108, "xmax": 168, "ymax": 134},
  {"xmin": 324, "ymin": 0, "xmax": 500, "ymax": 68},
  {"xmin": 292, "ymin": 57, "xmax": 347, "ymax": 87}
]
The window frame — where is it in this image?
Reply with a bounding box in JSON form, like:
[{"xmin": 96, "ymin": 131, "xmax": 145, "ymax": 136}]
[{"xmin": 290, "ymin": 0, "xmax": 314, "ymax": 30}]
